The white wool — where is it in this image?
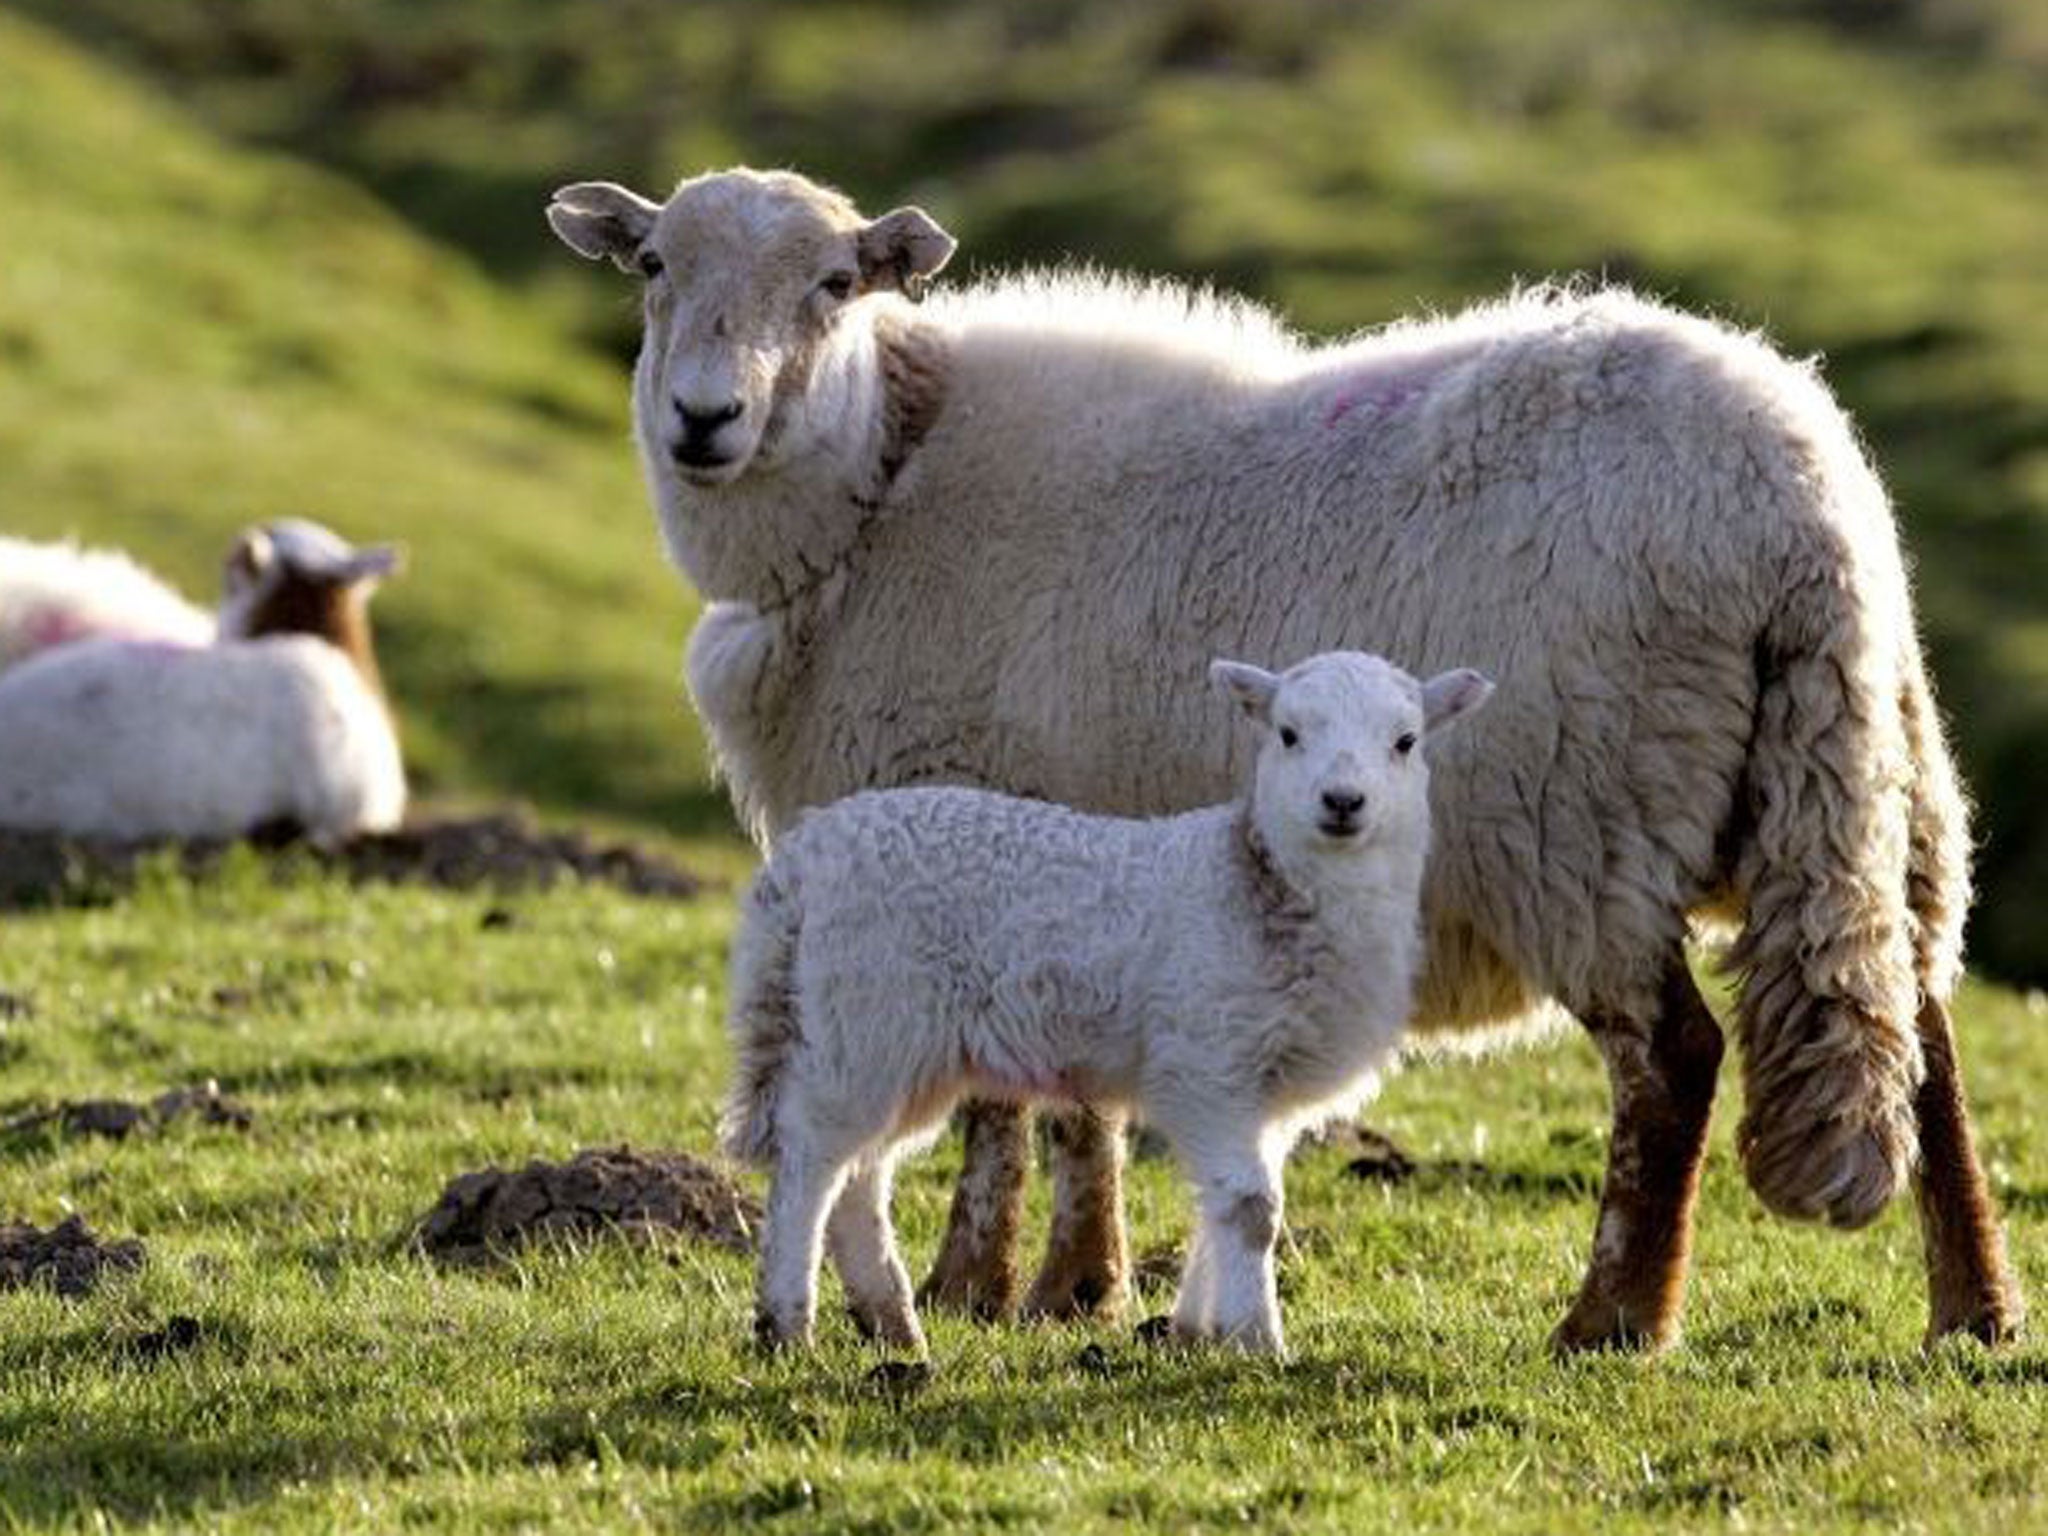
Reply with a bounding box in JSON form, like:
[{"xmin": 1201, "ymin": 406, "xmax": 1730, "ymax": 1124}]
[
  {"xmin": 0, "ymin": 534, "xmax": 214, "ymax": 673},
  {"xmin": 0, "ymin": 637, "xmax": 403, "ymax": 841},
  {"xmin": 724, "ymin": 652, "xmax": 1487, "ymax": 1355}
]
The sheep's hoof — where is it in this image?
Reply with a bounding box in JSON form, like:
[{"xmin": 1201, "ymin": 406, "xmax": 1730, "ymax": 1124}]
[
  {"xmin": 1021, "ymin": 1265, "xmax": 1127, "ymax": 1323},
  {"xmin": 1926, "ymin": 1293, "xmax": 2024, "ymax": 1350},
  {"xmin": 1547, "ymin": 1301, "xmax": 1672, "ymax": 1357},
  {"xmin": 864, "ymin": 1359, "xmax": 934, "ymax": 1399},
  {"xmin": 1134, "ymin": 1314, "xmax": 1175, "ymax": 1347},
  {"xmin": 916, "ymin": 1266, "xmax": 1017, "ymax": 1323}
]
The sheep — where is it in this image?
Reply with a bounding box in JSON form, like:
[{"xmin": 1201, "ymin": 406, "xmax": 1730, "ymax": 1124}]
[
  {"xmin": 547, "ymin": 166, "xmax": 2020, "ymax": 1352},
  {"xmin": 0, "ymin": 532, "xmax": 214, "ymax": 672},
  {"xmin": 0, "ymin": 519, "xmax": 405, "ymax": 841},
  {"xmin": 727, "ymin": 651, "xmax": 1493, "ymax": 1355}
]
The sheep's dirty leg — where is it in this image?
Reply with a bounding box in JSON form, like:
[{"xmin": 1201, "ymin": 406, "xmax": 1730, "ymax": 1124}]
[
  {"xmin": 827, "ymin": 1161, "xmax": 926, "ymax": 1353},
  {"xmin": 1022, "ymin": 1104, "xmax": 1130, "ymax": 1320},
  {"xmin": 1552, "ymin": 965, "xmax": 1724, "ymax": 1355},
  {"xmin": 918, "ymin": 1100, "xmax": 1029, "ymax": 1320},
  {"xmin": 1913, "ymin": 996, "xmax": 2022, "ymax": 1345}
]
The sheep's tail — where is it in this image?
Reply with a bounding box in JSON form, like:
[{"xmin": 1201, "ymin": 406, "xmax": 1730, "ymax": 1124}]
[
  {"xmin": 1729, "ymin": 527, "xmax": 1929, "ymax": 1231},
  {"xmin": 719, "ymin": 863, "xmax": 803, "ymax": 1167},
  {"xmin": 1898, "ymin": 646, "xmax": 1972, "ymax": 1007}
]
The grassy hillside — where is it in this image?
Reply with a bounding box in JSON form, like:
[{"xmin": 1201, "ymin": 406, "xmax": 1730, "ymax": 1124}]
[
  {"xmin": 0, "ymin": 862, "xmax": 2042, "ymax": 1531},
  {"xmin": 1, "ymin": 3, "xmax": 2044, "ymax": 977},
  {"xmin": 0, "ymin": 12, "xmax": 721, "ymax": 836}
]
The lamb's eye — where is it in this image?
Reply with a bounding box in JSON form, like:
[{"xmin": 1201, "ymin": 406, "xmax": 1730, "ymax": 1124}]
[
  {"xmin": 819, "ymin": 271, "xmax": 856, "ymax": 301},
  {"xmin": 636, "ymin": 249, "xmax": 665, "ymax": 280},
  {"xmin": 1394, "ymin": 732, "xmax": 1418, "ymax": 756},
  {"xmin": 1278, "ymin": 726, "xmax": 1299, "ymax": 749}
]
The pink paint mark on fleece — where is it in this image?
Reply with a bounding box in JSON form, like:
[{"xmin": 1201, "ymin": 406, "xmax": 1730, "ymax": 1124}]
[
  {"xmin": 18, "ymin": 610, "xmax": 199, "ymax": 662},
  {"xmin": 1322, "ymin": 355, "xmax": 1443, "ymax": 429}
]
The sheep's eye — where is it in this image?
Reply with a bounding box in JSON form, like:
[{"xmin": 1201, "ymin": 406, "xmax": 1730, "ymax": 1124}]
[
  {"xmin": 636, "ymin": 249, "xmax": 665, "ymax": 280},
  {"xmin": 1278, "ymin": 726, "xmax": 1299, "ymax": 749},
  {"xmin": 1394, "ymin": 732, "xmax": 1418, "ymax": 756},
  {"xmin": 819, "ymin": 271, "xmax": 855, "ymax": 301}
]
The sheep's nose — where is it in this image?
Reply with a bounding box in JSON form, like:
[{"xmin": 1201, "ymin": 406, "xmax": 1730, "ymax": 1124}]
[
  {"xmin": 675, "ymin": 399, "xmax": 744, "ymax": 440},
  {"xmin": 1321, "ymin": 788, "xmax": 1366, "ymax": 818}
]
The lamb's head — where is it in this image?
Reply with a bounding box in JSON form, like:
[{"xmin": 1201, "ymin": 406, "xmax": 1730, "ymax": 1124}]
[
  {"xmin": 218, "ymin": 519, "xmax": 401, "ymax": 683},
  {"xmin": 1211, "ymin": 651, "xmax": 1492, "ymax": 875},
  {"xmin": 546, "ymin": 168, "xmax": 955, "ymax": 489}
]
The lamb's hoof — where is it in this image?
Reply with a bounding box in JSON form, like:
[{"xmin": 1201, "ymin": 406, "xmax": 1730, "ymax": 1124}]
[
  {"xmin": 1022, "ymin": 1265, "xmax": 1127, "ymax": 1323},
  {"xmin": 753, "ymin": 1309, "xmax": 809, "ymax": 1353},
  {"xmin": 1548, "ymin": 1300, "xmax": 1672, "ymax": 1357}
]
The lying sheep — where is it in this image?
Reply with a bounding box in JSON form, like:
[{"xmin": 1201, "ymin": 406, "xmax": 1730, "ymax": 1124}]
[
  {"xmin": 0, "ymin": 519, "xmax": 405, "ymax": 841},
  {"xmin": 549, "ymin": 167, "xmax": 2018, "ymax": 1351},
  {"xmin": 0, "ymin": 533, "xmax": 213, "ymax": 672},
  {"xmin": 727, "ymin": 652, "xmax": 1492, "ymax": 1355}
]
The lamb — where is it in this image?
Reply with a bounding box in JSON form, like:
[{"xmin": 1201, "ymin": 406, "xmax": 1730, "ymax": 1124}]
[
  {"xmin": 727, "ymin": 651, "xmax": 1492, "ymax": 1355},
  {"xmin": 0, "ymin": 519, "xmax": 405, "ymax": 841},
  {"xmin": 0, "ymin": 532, "xmax": 214, "ymax": 672},
  {"xmin": 548, "ymin": 166, "xmax": 2020, "ymax": 1351}
]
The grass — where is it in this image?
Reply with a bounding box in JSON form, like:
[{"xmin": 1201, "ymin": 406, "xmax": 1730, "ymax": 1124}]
[{"xmin": 1, "ymin": 860, "xmax": 2043, "ymax": 1532}]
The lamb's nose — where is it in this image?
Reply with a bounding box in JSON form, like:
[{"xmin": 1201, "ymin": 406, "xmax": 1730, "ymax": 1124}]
[
  {"xmin": 675, "ymin": 399, "xmax": 744, "ymax": 439},
  {"xmin": 1322, "ymin": 788, "xmax": 1366, "ymax": 817}
]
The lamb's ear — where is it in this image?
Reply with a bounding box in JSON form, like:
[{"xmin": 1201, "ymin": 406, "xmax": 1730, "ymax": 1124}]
[
  {"xmin": 857, "ymin": 207, "xmax": 956, "ymax": 301},
  {"xmin": 546, "ymin": 181, "xmax": 660, "ymax": 271},
  {"xmin": 1421, "ymin": 669, "xmax": 1494, "ymax": 734},
  {"xmin": 1210, "ymin": 659, "xmax": 1280, "ymax": 725}
]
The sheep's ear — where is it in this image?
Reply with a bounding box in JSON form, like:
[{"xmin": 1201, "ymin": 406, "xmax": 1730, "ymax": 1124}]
[
  {"xmin": 1210, "ymin": 659, "xmax": 1280, "ymax": 725},
  {"xmin": 547, "ymin": 181, "xmax": 660, "ymax": 271},
  {"xmin": 339, "ymin": 543, "xmax": 404, "ymax": 586},
  {"xmin": 226, "ymin": 528, "xmax": 275, "ymax": 581},
  {"xmin": 1421, "ymin": 669, "xmax": 1494, "ymax": 734},
  {"xmin": 857, "ymin": 207, "xmax": 956, "ymax": 301}
]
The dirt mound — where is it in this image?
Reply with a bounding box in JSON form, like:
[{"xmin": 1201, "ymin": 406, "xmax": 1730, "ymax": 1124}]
[
  {"xmin": 415, "ymin": 1146, "xmax": 760, "ymax": 1265},
  {"xmin": 0, "ymin": 809, "xmax": 700, "ymax": 908},
  {"xmin": 0, "ymin": 1215, "xmax": 144, "ymax": 1297},
  {"xmin": 3, "ymin": 1080, "xmax": 252, "ymax": 1143}
]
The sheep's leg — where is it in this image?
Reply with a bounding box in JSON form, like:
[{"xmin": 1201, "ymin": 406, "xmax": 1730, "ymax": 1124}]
[
  {"xmin": 1022, "ymin": 1104, "xmax": 1130, "ymax": 1321},
  {"xmin": 1190, "ymin": 1147, "xmax": 1287, "ymax": 1357},
  {"xmin": 827, "ymin": 1158, "xmax": 926, "ymax": 1353},
  {"xmin": 1552, "ymin": 964, "xmax": 1724, "ymax": 1355},
  {"xmin": 918, "ymin": 1100, "xmax": 1029, "ymax": 1320},
  {"xmin": 757, "ymin": 1138, "xmax": 849, "ymax": 1350},
  {"xmin": 1913, "ymin": 996, "xmax": 2023, "ymax": 1345},
  {"xmin": 1167, "ymin": 1220, "xmax": 1216, "ymax": 1341}
]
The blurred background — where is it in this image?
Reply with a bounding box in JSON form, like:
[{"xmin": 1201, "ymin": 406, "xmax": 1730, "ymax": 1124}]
[{"xmin": 0, "ymin": 0, "xmax": 2041, "ymax": 980}]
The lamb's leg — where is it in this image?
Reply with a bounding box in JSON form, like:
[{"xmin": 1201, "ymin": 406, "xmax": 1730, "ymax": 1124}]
[
  {"xmin": 757, "ymin": 1138, "xmax": 848, "ymax": 1350},
  {"xmin": 1552, "ymin": 964, "xmax": 1724, "ymax": 1354},
  {"xmin": 918, "ymin": 1100, "xmax": 1029, "ymax": 1320},
  {"xmin": 1190, "ymin": 1146, "xmax": 1286, "ymax": 1357},
  {"xmin": 827, "ymin": 1158, "xmax": 926, "ymax": 1353},
  {"xmin": 1913, "ymin": 996, "xmax": 2023, "ymax": 1344},
  {"xmin": 1023, "ymin": 1104, "xmax": 1130, "ymax": 1320}
]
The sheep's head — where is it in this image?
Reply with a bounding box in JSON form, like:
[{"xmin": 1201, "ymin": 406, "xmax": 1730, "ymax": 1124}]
[
  {"xmin": 547, "ymin": 169, "xmax": 955, "ymax": 488},
  {"xmin": 1212, "ymin": 651, "xmax": 1492, "ymax": 875},
  {"xmin": 218, "ymin": 520, "xmax": 401, "ymax": 681}
]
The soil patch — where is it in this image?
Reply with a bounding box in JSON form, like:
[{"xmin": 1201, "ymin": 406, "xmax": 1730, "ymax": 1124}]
[
  {"xmin": 0, "ymin": 809, "xmax": 701, "ymax": 909},
  {"xmin": 2, "ymin": 1080, "xmax": 252, "ymax": 1143},
  {"xmin": 415, "ymin": 1146, "xmax": 761, "ymax": 1265},
  {"xmin": 0, "ymin": 1215, "xmax": 145, "ymax": 1297}
]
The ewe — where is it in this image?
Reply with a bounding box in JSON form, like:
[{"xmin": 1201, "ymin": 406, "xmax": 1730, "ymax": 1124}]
[
  {"xmin": 0, "ymin": 519, "xmax": 405, "ymax": 841},
  {"xmin": 549, "ymin": 167, "xmax": 2017, "ymax": 1351},
  {"xmin": 726, "ymin": 652, "xmax": 1491, "ymax": 1355}
]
